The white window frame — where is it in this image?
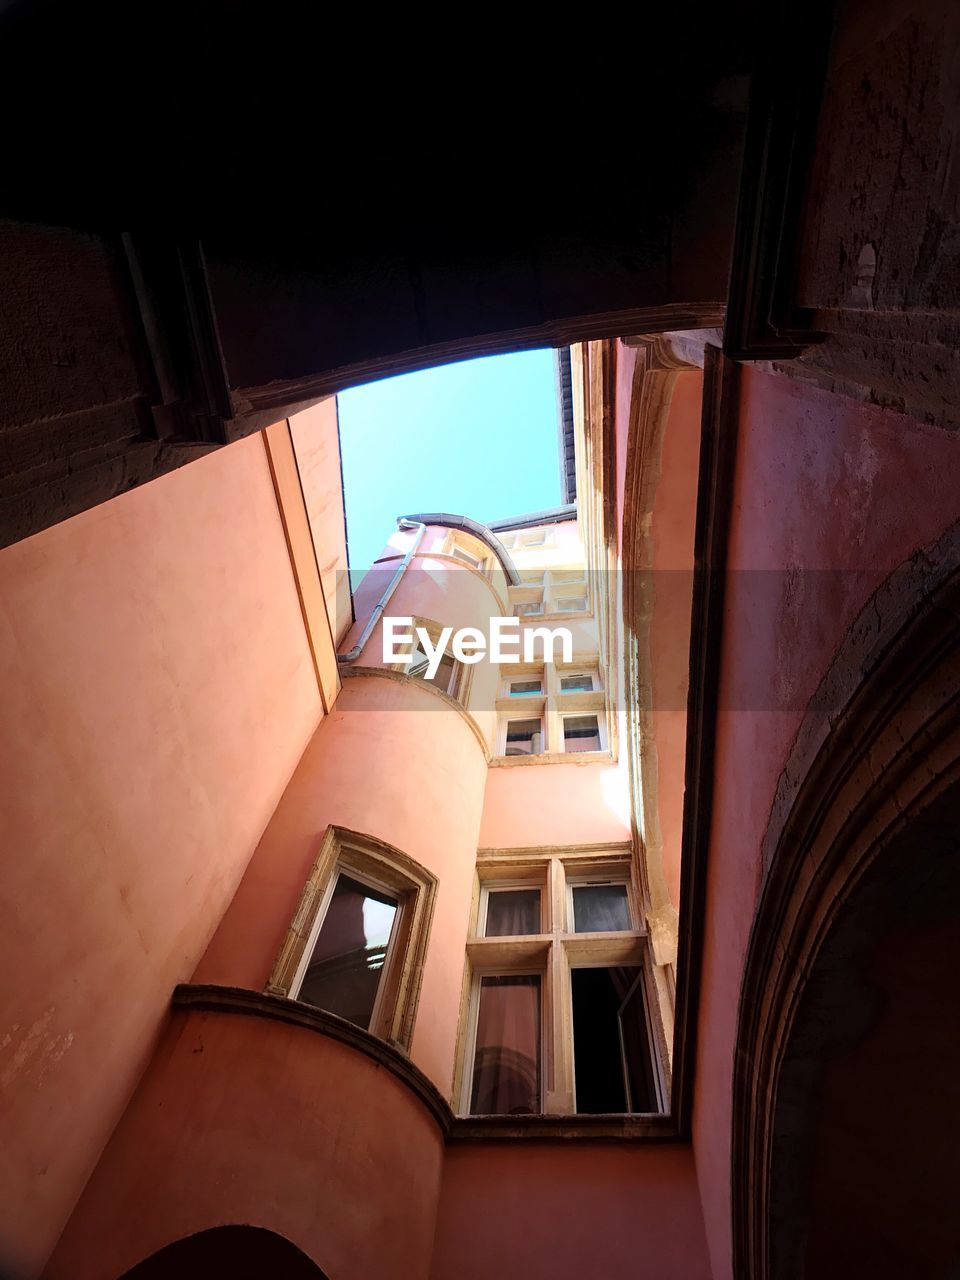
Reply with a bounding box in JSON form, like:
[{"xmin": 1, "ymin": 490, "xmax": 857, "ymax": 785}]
[
  {"xmin": 503, "ymin": 671, "xmax": 545, "ymax": 698},
  {"xmin": 558, "ymin": 669, "xmax": 600, "ymax": 693},
  {"xmin": 459, "ymin": 966, "xmax": 546, "ymax": 1117},
  {"xmin": 499, "ymin": 715, "xmax": 545, "ymax": 757},
  {"xmin": 551, "ymin": 593, "xmax": 588, "ymax": 614},
  {"xmin": 560, "ymin": 710, "xmax": 607, "ymax": 754},
  {"xmin": 565, "ymin": 873, "xmax": 635, "ymax": 935},
  {"xmin": 479, "ymin": 880, "xmax": 546, "ymax": 937}
]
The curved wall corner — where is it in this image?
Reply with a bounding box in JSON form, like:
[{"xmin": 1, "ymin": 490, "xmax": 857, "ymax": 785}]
[
  {"xmin": 194, "ymin": 672, "xmax": 489, "ymax": 1092},
  {"xmin": 44, "ymin": 1007, "xmax": 445, "ymax": 1280}
]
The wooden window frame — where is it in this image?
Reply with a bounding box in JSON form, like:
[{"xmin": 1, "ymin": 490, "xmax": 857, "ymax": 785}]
[{"xmin": 266, "ymin": 826, "xmax": 437, "ymax": 1052}]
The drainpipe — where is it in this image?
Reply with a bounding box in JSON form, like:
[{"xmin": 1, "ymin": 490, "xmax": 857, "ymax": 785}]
[{"xmin": 337, "ymin": 518, "xmax": 427, "ymax": 665}]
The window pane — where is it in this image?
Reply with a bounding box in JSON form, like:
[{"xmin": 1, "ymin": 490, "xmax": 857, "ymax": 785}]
[
  {"xmin": 453, "ymin": 546, "xmax": 482, "ymax": 568},
  {"xmin": 560, "ymin": 674, "xmax": 593, "ymax": 692},
  {"xmin": 571, "ymin": 967, "xmax": 657, "ymax": 1114},
  {"xmin": 409, "ymin": 647, "xmax": 458, "ymax": 695},
  {"xmin": 572, "ymin": 884, "xmax": 630, "ymax": 932},
  {"xmin": 505, "ymin": 719, "xmax": 542, "ymax": 756},
  {"xmin": 509, "ymin": 679, "xmax": 542, "ymax": 695},
  {"xmin": 470, "ymin": 975, "xmax": 541, "ymax": 1115},
  {"xmin": 298, "ymin": 874, "xmax": 398, "ymax": 1030},
  {"xmin": 484, "ymin": 888, "xmax": 541, "ymax": 936},
  {"xmin": 513, "ymin": 600, "xmax": 544, "ymax": 617},
  {"xmin": 563, "ymin": 714, "xmax": 601, "ymax": 752}
]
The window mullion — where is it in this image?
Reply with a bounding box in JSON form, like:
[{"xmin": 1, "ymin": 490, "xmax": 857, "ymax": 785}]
[{"xmin": 545, "ymin": 858, "xmax": 573, "ymax": 1114}]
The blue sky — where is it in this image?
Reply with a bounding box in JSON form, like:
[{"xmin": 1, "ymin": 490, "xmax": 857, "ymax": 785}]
[{"xmin": 337, "ymin": 349, "xmax": 562, "ymax": 574}]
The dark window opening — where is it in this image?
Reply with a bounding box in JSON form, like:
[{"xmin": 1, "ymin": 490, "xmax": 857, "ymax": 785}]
[
  {"xmin": 298, "ymin": 874, "xmax": 398, "ymax": 1030},
  {"xmin": 571, "ymin": 966, "xmax": 658, "ymax": 1114}
]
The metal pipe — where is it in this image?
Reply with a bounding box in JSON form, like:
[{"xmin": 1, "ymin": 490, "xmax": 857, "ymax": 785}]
[
  {"xmin": 398, "ymin": 511, "xmax": 521, "ymax": 585},
  {"xmin": 337, "ymin": 518, "xmax": 427, "ymax": 665}
]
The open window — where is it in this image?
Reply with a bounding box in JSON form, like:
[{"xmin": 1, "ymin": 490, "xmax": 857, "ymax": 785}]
[
  {"xmin": 460, "ymin": 853, "xmax": 664, "ymax": 1116},
  {"xmin": 266, "ymin": 827, "xmax": 437, "ymax": 1051},
  {"xmin": 392, "ymin": 616, "xmax": 464, "ymax": 700}
]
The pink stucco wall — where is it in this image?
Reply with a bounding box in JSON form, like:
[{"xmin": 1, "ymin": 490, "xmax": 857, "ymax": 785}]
[
  {"xmin": 479, "ymin": 760, "xmax": 631, "ymax": 848},
  {"xmin": 692, "ymin": 367, "xmax": 960, "ymax": 1279},
  {"xmin": 288, "ymin": 398, "xmax": 353, "ymax": 645},
  {"xmin": 45, "ymin": 1010, "xmax": 444, "ymax": 1280},
  {"xmin": 0, "ymin": 435, "xmax": 322, "ymax": 1277},
  {"xmin": 196, "ymin": 672, "xmax": 489, "ymax": 1092},
  {"xmin": 648, "ymin": 371, "xmax": 702, "ymax": 905},
  {"xmin": 431, "ymin": 1144, "xmax": 712, "ymax": 1280}
]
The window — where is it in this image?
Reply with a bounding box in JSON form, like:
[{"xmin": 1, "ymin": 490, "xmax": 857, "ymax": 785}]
[
  {"xmin": 452, "ymin": 545, "xmax": 485, "ymax": 571},
  {"xmin": 482, "ymin": 886, "xmax": 542, "ymax": 936},
  {"xmin": 513, "ymin": 598, "xmax": 544, "ymax": 618},
  {"xmin": 498, "ymin": 679, "xmax": 606, "ymax": 758},
  {"xmin": 295, "ymin": 873, "xmax": 398, "ymax": 1030},
  {"xmin": 504, "ymin": 718, "xmax": 543, "ymax": 756},
  {"xmin": 460, "ymin": 853, "xmax": 663, "ymax": 1116},
  {"xmin": 266, "ymin": 826, "xmax": 437, "ymax": 1051},
  {"xmin": 562, "ymin": 713, "xmax": 603, "ymax": 753},
  {"xmin": 559, "ymin": 671, "xmax": 596, "ymax": 693},
  {"xmin": 569, "ymin": 881, "xmax": 631, "ymax": 932},
  {"xmin": 469, "ymin": 975, "xmax": 541, "ymax": 1115},
  {"xmin": 393, "ymin": 617, "xmax": 463, "ymax": 700},
  {"xmin": 507, "ymin": 676, "xmax": 543, "ymax": 696},
  {"xmin": 570, "ymin": 967, "xmax": 658, "ymax": 1113},
  {"xmin": 553, "ymin": 594, "xmax": 588, "ymax": 613}
]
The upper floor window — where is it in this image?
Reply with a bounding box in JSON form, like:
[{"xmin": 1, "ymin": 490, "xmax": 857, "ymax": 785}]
[
  {"xmin": 504, "ymin": 717, "xmax": 544, "ymax": 756},
  {"xmin": 459, "ymin": 852, "xmax": 664, "ymax": 1116},
  {"xmin": 452, "ymin": 545, "xmax": 485, "ymax": 571},
  {"xmin": 559, "ymin": 670, "xmax": 598, "ymax": 693},
  {"xmin": 562, "ymin": 713, "xmax": 604, "ymax": 753},
  {"xmin": 266, "ymin": 826, "xmax": 437, "ymax": 1051},
  {"xmin": 392, "ymin": 616, "xmax": 464, "ymax": 700}
]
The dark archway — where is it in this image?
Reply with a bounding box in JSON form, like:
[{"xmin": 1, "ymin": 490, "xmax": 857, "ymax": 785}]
[
  {"xmin": 117, "ymin": 1226, "xmax": 328, "ymax": 1280},
  {"xmin": 732, "ymin": 521, "xmax": 960, "ymax": 1279}
]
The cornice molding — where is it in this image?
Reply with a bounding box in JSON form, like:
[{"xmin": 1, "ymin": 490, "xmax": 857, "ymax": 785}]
[{"xmin": 173, "ymin": 984, "xmax": 452, "ymax": 1132}]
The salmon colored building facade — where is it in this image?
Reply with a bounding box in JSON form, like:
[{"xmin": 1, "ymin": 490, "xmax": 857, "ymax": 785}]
[{"xmin": 1, "ymin": 5, "xmax": 959, "ymax": 1274}]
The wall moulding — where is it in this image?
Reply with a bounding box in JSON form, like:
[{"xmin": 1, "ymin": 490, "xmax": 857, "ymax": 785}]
[
  {"xmin": 731, "ymin": 519, "xmax": 960, "ymax": 1280},
  {"xmin": 170, "ymin": 985, "xmax": 689, "ymax": 1144}
]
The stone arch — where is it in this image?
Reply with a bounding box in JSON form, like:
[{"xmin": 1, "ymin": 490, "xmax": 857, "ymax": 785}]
[
  {"xmin": 731, "ymin": 520, "xmax": 960, "ymax": 1279},
  {"xmin": 117, "ymin": 1225, "xmax": 327, "ymax": 1279}
]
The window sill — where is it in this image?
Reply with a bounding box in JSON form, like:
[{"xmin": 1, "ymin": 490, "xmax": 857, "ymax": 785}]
[
  {"xmin": 489, "ymin": 750, "xmax": 613, "ymax": 768},
  {"xmin": 449, "ymin": 1113, "xmax": 673, "ymax": 1142}
]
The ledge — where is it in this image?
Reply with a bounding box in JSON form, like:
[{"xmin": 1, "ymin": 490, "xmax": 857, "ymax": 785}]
[
  {"xmin": 449, "ymin": 1113, "xmax": 677, "ymax": 1143},
  {"xmin": 172, "ymin": 985, "xmax": 682, "ymax": 1144},
  {"xmin": 172, "ymin": 984, "xmax": 453, "ymax": 1134},
  {"xmin": 488, "ymin": 750, "xmax": 614, "ymax": 768}
]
